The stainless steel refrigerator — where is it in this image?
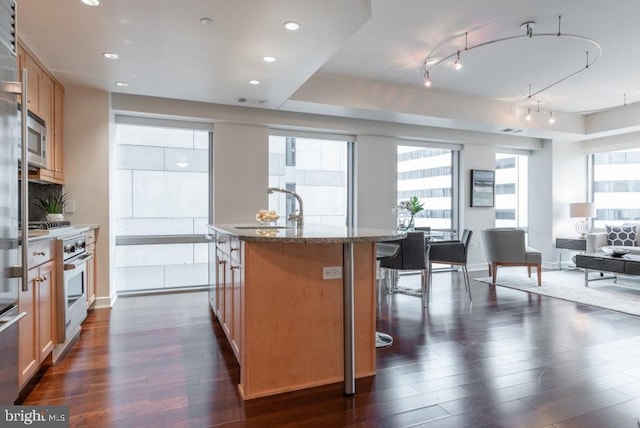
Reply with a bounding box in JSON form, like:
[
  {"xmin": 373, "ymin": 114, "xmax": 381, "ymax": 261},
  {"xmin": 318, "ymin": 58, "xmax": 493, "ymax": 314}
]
[{"xmin": 0, "ymin": 0, "xmax": 26, "ymax": 405}]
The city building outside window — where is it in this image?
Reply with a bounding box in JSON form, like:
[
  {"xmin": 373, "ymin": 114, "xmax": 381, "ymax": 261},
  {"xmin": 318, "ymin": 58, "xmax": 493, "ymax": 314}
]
[
  {"xmin": 495, "ymin": 153, "xmax": 528, "ymax": 229},
  {"xmin": 396, "ymin": 145, "xmax": 458, "ymax": 231},
  {"xmin": 591, "ymin": 148, "xmax": 640, "ymax": 228},
  {"xmin": 268, "ymin": 135, "xmax": 352, "ymax": 226},
  {"xmin": 114, "ymin": 118, "xmax": 211, "ymax": 293}
]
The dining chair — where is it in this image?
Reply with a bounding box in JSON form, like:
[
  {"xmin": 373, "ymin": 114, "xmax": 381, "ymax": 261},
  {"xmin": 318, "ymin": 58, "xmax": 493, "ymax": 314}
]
[
  {"xmin": 427, "ymin": 229, "xmax": 473, "ymax": 301},
  {"xmin": 379, "ymin": 231, "xmax": 430, "ymax": 307}
]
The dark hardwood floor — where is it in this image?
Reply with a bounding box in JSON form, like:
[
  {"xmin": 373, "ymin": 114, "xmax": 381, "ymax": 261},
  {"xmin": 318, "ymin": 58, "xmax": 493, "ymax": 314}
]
[{"xmin": 20, "ymin": 269, "xmax": 640, "ymax": 427}]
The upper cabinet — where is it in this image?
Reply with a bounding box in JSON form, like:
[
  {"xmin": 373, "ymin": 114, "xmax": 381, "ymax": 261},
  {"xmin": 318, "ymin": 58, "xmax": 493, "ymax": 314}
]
[{"xmin": 17, "ymin": 39, "xmax": 65, "ymax": 184}]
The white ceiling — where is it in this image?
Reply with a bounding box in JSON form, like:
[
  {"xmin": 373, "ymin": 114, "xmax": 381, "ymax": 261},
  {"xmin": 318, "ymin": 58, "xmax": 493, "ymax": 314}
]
[{"xmin": 16, "ymin": 0, "xmax": 640, "ymax": 136}]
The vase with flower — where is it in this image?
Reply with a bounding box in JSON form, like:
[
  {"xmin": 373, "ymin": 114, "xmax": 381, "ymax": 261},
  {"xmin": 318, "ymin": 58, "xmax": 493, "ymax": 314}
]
[{"xmin": 393, "ymin": 195, "xmax": 424, "ymax": 231}]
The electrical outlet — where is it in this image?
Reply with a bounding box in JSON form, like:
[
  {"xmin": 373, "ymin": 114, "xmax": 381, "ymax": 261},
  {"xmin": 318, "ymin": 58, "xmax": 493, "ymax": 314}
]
[{"xmin": 322, "ymin": 266, "xmax": 342, "ymax": 280}]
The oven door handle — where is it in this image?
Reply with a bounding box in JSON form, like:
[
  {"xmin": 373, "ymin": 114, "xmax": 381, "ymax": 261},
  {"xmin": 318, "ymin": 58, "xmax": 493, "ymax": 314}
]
[
  {"xmin": 63, "ymin": 253, "xmax": 93, "ymax": 271},
  {"xmin": 0, "ymin": 312, "xmax": 26, "ymax": 335}
]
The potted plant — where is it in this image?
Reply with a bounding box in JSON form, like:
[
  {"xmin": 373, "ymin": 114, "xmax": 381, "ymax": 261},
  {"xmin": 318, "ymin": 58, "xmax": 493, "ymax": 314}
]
[
  {"xmin": 395, "ymin": 195, "xmax": 424, "ymax": 230},
  {"xmin": 38, "ymin": 192, "xmax": 69, "ymax": 221}
]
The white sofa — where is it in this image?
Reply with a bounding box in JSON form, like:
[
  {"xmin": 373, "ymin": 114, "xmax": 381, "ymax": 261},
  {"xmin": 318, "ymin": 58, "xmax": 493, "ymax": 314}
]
[{"xmin": 586, "ymin": 222, "xmax": 640, "ymax": 254}]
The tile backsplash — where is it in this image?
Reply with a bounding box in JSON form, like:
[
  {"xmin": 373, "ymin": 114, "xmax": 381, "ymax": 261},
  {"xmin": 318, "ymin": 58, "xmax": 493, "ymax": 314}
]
[{"xmin": 28, "ymin": 182, "xmax": 64, "ymax": 221}]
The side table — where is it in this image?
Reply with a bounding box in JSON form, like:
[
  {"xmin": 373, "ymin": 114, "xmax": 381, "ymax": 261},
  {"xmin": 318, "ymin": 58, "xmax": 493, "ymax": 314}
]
[{"xmin": 555, "ymin": 238, "xmax": 587, "ymax": 270}]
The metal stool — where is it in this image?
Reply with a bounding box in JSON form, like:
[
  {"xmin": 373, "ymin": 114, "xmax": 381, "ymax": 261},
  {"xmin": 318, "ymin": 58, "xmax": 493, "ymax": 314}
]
[{"xmin": 375, "ymin": 242, "xmax": 400, "ymax": 348}]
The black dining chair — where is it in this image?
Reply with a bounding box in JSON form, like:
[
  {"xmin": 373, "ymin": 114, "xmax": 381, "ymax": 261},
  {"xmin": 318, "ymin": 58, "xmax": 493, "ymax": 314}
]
[
  {"xmin": 379, "ymin": 231, "xmax": 430, "ymax": 307},
  {"xmin": 427, "ymin": 229, "xmax": 473, "ymax": 301}
]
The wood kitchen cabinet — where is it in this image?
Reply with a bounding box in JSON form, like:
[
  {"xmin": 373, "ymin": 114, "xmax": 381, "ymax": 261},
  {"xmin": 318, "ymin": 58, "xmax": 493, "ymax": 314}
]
[
  {"xmin": 16, "ymin": 39, "xmax": 65, "ymax": 184},
  {"xmin": 84, "ymin": 230, "xmax": 96, "ymax": 307},
  {"xmin": 18, "ymin": 240, "xmax": 56, "ymax": 388},
  {"xmin": 210, "ymin": 232, "xmax": 243, "ymax": 361}
]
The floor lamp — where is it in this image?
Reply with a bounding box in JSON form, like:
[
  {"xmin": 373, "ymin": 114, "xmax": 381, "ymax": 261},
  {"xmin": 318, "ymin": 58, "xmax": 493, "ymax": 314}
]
[{"xmin": 570, "ymin": 202, "xmax": 596, "ymax": 238}]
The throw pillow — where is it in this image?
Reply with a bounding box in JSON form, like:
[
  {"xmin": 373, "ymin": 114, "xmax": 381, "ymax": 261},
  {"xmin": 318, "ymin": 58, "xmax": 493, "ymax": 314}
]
[{"xmin": 606, "ymin": 225, "xmax": 637, "ymax": 246}]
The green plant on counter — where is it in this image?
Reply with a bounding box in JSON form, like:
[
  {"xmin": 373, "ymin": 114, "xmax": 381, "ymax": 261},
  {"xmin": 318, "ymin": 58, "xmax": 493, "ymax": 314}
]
[{"xmin": 38, "ymin": 192, "xmax": 69, "ymax": 214}]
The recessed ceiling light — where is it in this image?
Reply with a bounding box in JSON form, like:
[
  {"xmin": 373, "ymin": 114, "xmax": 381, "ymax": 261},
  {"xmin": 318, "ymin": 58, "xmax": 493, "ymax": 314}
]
[
  {"xmin": 200, "ymin": 17, "xmax": 213, "ymax": 26},
  {"xmin": 103, "ymin": 52, "xmax": 118, "ymax": 59},
  {"xmin": 283, "ymin": 21, "xmax": 300, "ymax": 31},
  {"xmin": 263, "ymin": 56, "xmax": 276, "ymax": 63},
  {"xmin": 249, "ymin": 80, "xmax": 261, "ymax": 85},
  {"xmin": 176, "ymin": 162, "xmax": 189, "ymax": 168},
  {"xmin": 81, "ymin": 0, "xmax": 100, "ymax": 6},
  {"xmin": 116, "ymin": 82, "xmax": 128, "ymax": 87}
]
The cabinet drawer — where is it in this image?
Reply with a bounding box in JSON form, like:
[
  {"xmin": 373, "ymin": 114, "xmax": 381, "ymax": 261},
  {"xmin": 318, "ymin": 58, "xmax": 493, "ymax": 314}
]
[
  {"xmin": 215, "ymin": 232, "xmax": 231, "ymax": 254},
  {"xmin": 28, "ymin": 240, "xmax": 54, "ymax": 268},
  {"xmin": 624, "ymin": 261, "xmax": 640, "ymax": 275},
  {"xmin": 575, "ymin": 255, "xmax": 624, "ymax": 273}
]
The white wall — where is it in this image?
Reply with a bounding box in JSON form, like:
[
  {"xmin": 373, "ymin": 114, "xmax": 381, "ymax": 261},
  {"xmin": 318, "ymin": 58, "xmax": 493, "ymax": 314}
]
[
  {"xmin": 355, "ymin": 135, "xmax": 397, "ymax": 228},
  {"xmin": 528, "ymin": 140, "xmax": 554, "ymax": 263},
  {"xmin": 62, "ymin": 86, "xmax": 113, "ymax": 308},
  {"xmin": 213, "ymin": 123, "xmax": 269, "ymax": 223},
  {"xmin": 460, "ymin": 144, "xmax": 497, "ymax": 269}
]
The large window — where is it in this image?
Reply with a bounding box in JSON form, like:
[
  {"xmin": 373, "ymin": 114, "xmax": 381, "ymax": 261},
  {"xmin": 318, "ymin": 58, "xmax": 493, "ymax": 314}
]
[
  {"xmin": 268, "ymin": 135, "xmax": 352, "ymax": 226},
  {"xmin": 114, "ymin": 118, "xmax": 212, "ymax": 294},
  {"xmin": 396, "ymin": 145, "xmax": 458, "ymax": 231},
  {"xmin": 591, "ymin": 148, "xmax": 640, "ymax": 228},
  {"xmin": 495, "ymin": 153, "xmax": 528, "ymax": 228}
]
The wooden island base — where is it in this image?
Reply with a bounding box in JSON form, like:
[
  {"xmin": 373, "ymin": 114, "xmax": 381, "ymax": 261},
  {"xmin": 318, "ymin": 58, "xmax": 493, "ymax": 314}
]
[{"xmin": 239, "ymin": 241, "xmax": 376, "ymax": 399}]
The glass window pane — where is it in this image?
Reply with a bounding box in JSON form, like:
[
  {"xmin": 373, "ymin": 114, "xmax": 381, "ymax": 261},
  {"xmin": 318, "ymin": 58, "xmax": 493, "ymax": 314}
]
[
  {"xmin": 114, "ymin": 122, "xmax": 211, "ymax": 294},
  {"xmin": 495, "ymin": 153, "xmax": 528, "ymax": 228},
  {"xmin": 592, "ymin": 149, "xmax": 640, "ymax": 228},
  {"xmin": 268, "ymin": 135, "xmax": 349, "ymax": 226},
  {"xmin": 396, "ymin": 145, "xmax": 455, "ymax": 230}
]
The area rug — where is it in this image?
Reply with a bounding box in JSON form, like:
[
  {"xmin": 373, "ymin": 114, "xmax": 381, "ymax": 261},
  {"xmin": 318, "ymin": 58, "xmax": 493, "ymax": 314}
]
[{"xmin": 474, "ymin": 269, "xmax": 640, "ymax": 317}]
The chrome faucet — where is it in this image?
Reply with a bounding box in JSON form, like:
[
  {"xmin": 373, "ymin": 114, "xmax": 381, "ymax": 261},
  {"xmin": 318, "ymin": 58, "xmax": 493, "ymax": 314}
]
[{"xmin": 267, "ymin": 187, "xmax": 304, "ymax": 229}]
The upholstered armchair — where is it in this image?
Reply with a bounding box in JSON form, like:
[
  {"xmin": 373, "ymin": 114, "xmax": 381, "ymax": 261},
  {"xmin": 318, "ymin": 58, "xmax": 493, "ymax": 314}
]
[{"xmin": 481, "ymin": 228, "xmax": 542, "ymax": 286}]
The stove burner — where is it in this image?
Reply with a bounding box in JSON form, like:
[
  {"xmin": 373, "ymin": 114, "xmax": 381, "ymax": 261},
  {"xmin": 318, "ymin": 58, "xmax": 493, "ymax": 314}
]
[{"xmin": 29, "ymin": 220, "xmax": 72, "ymax": 230}]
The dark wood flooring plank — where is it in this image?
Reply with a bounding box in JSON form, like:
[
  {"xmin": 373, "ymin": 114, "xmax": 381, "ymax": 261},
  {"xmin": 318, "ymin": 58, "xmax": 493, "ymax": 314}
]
[{"xmin": 17, "ymin": 270, "xmax": 640, "ymax": 427}]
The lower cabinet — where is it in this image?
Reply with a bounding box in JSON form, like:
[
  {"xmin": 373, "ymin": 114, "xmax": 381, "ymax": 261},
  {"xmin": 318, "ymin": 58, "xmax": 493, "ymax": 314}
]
[
  {"xmin": 209, "ymin": 232, "xmax": 243, "ymax": 361},
  {"xmin": 18, "ymin": 259, "xmax": 56, "ymax": 387}
]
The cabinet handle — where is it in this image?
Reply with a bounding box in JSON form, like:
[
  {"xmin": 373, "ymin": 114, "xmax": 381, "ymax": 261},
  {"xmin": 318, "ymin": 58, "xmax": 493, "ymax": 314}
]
[
  {"xmin": 230, "ymin": 247, "xmax": 239, "ymax": 252},
  {"xmin": 230, "ymin": 265, "xmax": 241, "ymax": 271},
  {"xmin": 217, "ymin": 240, "xmax": 227, "ymax": 244},
  {"xmin": 218, "ymin": 260, "xmax": 227, "ymax": 265},
  {"xmin": 33, "ymin": 251, "xmax": 45, "ymax": 256}
]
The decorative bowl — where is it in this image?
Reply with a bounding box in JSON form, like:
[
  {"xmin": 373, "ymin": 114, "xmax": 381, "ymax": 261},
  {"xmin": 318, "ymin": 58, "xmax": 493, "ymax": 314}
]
[{"xmin": 602, "ymin": 247, "xmax": 630, "ymax": 257}]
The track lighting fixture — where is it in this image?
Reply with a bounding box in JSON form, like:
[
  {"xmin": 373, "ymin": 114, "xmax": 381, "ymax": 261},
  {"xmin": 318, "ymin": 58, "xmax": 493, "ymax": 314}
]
[
  {"xmin": 548, "ymin": 112, "xmax": 555, "ymax": 124},
  {"xmin": 421, "ymin": 16, "xmax": 600, "ymax": 114},
  {"xmin": 525, "ymin": 108, "xmax": 532, "ymax": 121}
]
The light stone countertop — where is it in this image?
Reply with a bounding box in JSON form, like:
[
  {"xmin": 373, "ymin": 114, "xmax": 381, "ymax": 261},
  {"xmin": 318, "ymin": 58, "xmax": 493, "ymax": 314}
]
[
  {"xmin": 209, "ymin": 223, "xmax": 404, "ymax": 244},
  {"xmin": 26, "ymin": 224, "xmax": 99, "ymax": 242}
]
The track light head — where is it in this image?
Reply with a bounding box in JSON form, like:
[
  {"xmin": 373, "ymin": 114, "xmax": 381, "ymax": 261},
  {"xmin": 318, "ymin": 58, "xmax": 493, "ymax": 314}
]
[
  {"xmin": 424, "ymin": 71, "xmax": 432, "ymax": 87},
  {"xmin": 525, "ymin": 108, "xmax": 532, "ymax": 121},
  {"xmin": 549, "ymin": 112, "xmax": 555, "ymax": 124},
  {"xmin": 453, "ymin": 51, "xmax": 462, "ymax": 70}
]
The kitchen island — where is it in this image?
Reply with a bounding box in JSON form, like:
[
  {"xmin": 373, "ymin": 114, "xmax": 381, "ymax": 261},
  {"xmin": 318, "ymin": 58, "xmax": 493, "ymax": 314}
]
[{"xmin": 207, "ymin": 224, "xmax": 403, "ymax": 400}]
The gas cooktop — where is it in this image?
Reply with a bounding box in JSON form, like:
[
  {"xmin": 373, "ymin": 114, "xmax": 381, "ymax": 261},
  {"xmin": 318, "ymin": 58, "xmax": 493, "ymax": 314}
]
[{"xmin": 28, "ymin": 220, "xmax": 72, "ymax": 230}]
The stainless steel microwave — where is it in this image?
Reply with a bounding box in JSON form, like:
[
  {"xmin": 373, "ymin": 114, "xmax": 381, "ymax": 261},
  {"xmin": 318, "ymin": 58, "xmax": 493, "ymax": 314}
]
[{"xmin": 17, "ymin": 108, "xmax": 47, "ymax": 169}]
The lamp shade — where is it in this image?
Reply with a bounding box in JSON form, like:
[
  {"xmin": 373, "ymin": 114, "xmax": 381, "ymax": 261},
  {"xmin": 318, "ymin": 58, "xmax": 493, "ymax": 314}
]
[{"xmin": 570, "ymin": 202, "xmax": 596, "ymax": 218}]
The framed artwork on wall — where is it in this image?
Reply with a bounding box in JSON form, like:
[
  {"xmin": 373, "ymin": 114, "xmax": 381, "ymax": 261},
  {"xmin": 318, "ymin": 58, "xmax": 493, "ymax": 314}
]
[{"xmin": 470, "ymin": 169, "xmax": 495, "ymax": 207}]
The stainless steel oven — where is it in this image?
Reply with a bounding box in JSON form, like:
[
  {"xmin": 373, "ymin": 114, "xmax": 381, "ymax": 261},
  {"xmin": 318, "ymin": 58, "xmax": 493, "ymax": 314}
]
[{"xmin": 56, "ymin": 235, "xmax": 90, "ymax": 343}]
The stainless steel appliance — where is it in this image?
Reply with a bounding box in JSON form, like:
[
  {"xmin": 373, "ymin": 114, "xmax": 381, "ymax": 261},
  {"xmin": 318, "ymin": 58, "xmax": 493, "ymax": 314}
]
[
  {"xmin": 56, "ymin": 234, "xmax": 90, "ymax": 343},
  {"xmin": 17, "ymin": 107, "xmax": 47, "ymax": 169},
  {"xmin": 0, "ymin": 0, "xmax": 25, "ymax": 406}
]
